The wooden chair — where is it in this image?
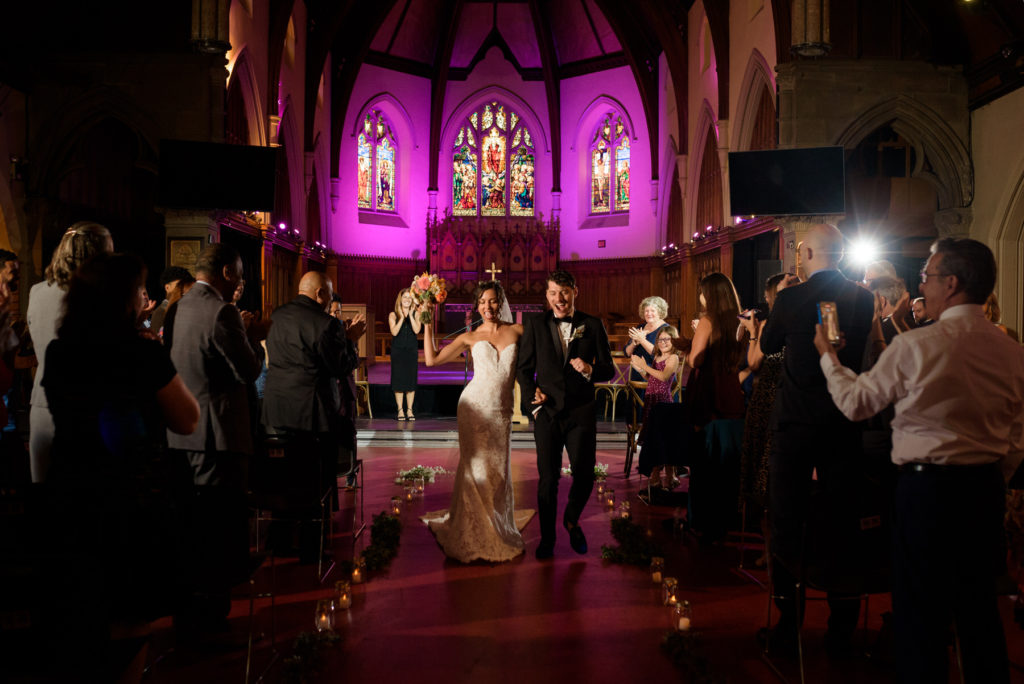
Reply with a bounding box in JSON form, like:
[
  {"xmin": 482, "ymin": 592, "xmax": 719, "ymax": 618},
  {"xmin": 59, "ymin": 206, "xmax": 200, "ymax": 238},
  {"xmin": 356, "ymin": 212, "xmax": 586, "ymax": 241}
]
[
  {"xmin": 354, "ymin": 358, "xmax": 372, "ymax": 418},
  {"xmin": 595, "ymin": 353, "xmax": 631, "ymax": 422},
  {"xmin": 623, "ymin": 380, "xmax": 647, "ymax": 476}
]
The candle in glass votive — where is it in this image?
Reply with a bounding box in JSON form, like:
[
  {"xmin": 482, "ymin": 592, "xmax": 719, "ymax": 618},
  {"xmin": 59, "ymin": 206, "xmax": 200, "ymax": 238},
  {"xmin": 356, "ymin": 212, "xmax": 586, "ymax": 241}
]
[
  {"xmin": 605, "ymin": 489, "xmax": 616, "ymax": 507},
  {"xmin": 619, "ymin": 501, "xmax": 631, "ymax": 519},
  {"xmin": 405, "ymin": 485, "xmax": 414, "ymax": 501},
  {"xmin": 662, "ymin": 577, "xmax": 679, "ymax": 606},
  {"xmin": 335, "ymin": 581, "xmax": 352, "ymax": 610},
  {"xmin": 351, "ymin": 557, "xmax": 366, "ymax": 584},
  {"xmin": 314, "ymin": 598, "xmax": 335, "ymax": 632},
  {"xmin": 415, "ymin": 476, "xmax": 425, "ymax": 493},
  {"xmin": 596, "ymin": 480, "xmax": 606, "ymax": 496},
  {"xmin": 673, "ymin": 600, "xmax": 693, "ymax": 631},
  {"xmin": 390, "ymin": 496, "xmax": 402, "ymax": 514},
  {"xmin": 650, "ymin": 557, "xmax": 664, "ymax": 583}
]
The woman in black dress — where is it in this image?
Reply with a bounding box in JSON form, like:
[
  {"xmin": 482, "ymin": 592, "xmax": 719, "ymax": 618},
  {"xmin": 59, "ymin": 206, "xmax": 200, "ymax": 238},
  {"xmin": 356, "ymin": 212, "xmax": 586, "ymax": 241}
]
[{"xmin": 389, "ymin": 287, "xmax": 422, "ymax": 419}]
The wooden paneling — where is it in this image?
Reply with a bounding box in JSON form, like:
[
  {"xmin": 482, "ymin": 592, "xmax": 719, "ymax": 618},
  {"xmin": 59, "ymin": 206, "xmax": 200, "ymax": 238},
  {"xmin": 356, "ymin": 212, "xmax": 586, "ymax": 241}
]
[
  {"xmin": 333, "ymin": 254, "xmax": 424, "ymax": 357},
  {"xmin": 561, "ymin": 256, "xmax": 668, "ymax": 333}
]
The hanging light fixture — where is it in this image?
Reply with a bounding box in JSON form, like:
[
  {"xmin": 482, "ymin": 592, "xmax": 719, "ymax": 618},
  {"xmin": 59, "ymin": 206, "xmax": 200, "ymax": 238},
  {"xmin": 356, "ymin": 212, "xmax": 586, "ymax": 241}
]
[
  {"xmin": 791, "ymin": 0, "xmax": 831, "ymax": 58},
  {"xmin": 191, "ymin": 0, "xmax": 231, "ymax": 54}
]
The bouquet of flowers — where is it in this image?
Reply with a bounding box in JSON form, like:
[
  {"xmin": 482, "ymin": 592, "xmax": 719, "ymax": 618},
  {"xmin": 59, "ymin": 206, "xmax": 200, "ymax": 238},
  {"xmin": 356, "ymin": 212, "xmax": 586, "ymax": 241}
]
[
  {"xmin": 410, "ymin": 272, "xmax": 448, "ymax": 323},
  {"xmin": 394, "ymin": 464, "xmax": 449, "ymax": 485}
]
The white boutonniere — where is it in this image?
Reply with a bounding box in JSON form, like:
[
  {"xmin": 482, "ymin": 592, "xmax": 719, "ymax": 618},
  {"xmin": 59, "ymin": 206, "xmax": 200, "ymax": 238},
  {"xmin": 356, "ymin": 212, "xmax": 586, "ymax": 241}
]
[{"xmin": 570, "ymin": 325, "xmax": 586, "ymax": 341}]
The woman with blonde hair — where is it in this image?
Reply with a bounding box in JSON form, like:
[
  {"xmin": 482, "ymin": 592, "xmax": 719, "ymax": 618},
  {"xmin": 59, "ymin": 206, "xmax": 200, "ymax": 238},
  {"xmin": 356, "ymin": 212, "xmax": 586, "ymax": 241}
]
[
  {"xmin": 625, "ymin": 295, "xmax": 669, "ymax": 382},
  {"xmin": 389, "ymin": 287, "xmax": 422, "ymax": 419},
  {"xmin": 27, "ymin": 220, "xmax": 113, "ymax": 483}
]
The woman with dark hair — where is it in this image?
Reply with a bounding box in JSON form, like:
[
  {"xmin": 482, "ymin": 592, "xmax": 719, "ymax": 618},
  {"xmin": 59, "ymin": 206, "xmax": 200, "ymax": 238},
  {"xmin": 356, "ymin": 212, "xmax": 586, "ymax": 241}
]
[
  {"xmin": 686, "ymin": 272, "xmax": 746, "ymax": 542},
  {"xmin": 420, "ymin": 280, "xmax": 533, "ymax": 562},
  {"xmin": 27, "ymin": 220, "xmax": 113, "ymax": 483},
  {"xmin": 41, "ymin": 253, "xmax": 198, "ymax": 674}
]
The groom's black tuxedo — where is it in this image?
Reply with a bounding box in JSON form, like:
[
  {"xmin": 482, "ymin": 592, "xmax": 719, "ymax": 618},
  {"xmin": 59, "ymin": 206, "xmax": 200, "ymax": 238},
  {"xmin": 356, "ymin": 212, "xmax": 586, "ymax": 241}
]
[
  {"xmin": 517, "ymin": 309, "xmax": 614, "ymax": 548},
  {"xmin": 517, "ymin": 310, "xmax": 615, "ymax": 416}
]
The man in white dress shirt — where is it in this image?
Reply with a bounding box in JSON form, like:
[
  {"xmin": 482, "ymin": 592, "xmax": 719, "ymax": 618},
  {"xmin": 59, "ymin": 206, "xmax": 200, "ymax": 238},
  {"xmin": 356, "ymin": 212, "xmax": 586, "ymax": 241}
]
[{"xmin": 813, "ymin": 237, "xmax": 1023, "ymax": 684}]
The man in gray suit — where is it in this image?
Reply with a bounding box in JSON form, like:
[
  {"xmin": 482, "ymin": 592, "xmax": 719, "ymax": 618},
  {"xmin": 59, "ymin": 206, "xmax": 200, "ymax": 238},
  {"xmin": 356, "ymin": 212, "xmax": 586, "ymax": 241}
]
[{"xmin": 164, "ymin": 242, "xmax": 263, "ymax": 632}]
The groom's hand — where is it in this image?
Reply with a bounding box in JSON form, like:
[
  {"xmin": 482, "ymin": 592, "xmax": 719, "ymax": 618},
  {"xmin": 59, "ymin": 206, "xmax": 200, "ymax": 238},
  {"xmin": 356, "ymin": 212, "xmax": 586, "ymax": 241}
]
[
  {"xmin": 569, "ymin": 358, "xmax": 592, "ymax": 379},
  {"xmin": 532, "ymin": 388, "xmax": 547, "ymax": 405}
]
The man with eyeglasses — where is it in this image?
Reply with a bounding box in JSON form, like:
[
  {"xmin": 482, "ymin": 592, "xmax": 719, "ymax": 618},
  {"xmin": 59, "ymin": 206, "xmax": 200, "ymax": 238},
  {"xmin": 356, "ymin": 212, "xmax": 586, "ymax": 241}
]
[{"xmin": 814, "ymin": 237, "xmax": 1023, "ymax": 683}]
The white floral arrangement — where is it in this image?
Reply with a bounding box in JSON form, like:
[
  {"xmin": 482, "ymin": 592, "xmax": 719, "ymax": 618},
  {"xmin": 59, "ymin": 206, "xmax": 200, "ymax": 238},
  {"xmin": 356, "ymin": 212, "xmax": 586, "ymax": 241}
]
[
  {"xmin": 561, "ymin": 462, "xmax": 609, "ymax": 479},
  {"xmin": 394, "ymin": 465, "xmax": 449, "ymax": 485}
]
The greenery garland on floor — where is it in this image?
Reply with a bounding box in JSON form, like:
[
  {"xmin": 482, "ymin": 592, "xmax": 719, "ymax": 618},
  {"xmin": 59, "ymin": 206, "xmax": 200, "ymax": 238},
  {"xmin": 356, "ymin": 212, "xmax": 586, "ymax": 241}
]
[
  {"xmin": 600, "ymin": 517, "xmax": 663, "ymax": 565},
  {"xmin": 340, "ymin": 512, "xmax": 403, "ymax": 574},
  {"xmin": 282, "ymin": 630, "xmax": 341, "ymax": 684}
]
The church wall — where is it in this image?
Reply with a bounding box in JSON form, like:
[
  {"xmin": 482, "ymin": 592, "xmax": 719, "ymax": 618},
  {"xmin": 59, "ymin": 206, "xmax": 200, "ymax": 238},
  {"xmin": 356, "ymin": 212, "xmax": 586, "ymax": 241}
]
[
  {"xmin": 335, "ymin": 65, "xmax": 431, "ymax": 258},
  {"xmin": 227, "ymin": 0, "xmax": 269, "ymax": 138},
  {"xmin": 686, "ymin": 1, "xmax": 722, "ymax": 242},
  {"xmin": 441, "ymin": 47, "xmax": 552, "ymax": 223},
  {"xmin": 310, "ymin": 55, "xmax": 333, "ymax": 251},
  {"xmin": 727, "ymin": 0, "xmax": 777, "ymax": 152},
  {"xmin": 970, "ymin": 86, "xmax": 1024, "ymax": 336},
  {"xmin": 559, "ymin": 65, "xmax": 654, "ymax": 260},
  {"xmin": 275, "ymin": 2, "xmax": 309, "ymax": 243}
]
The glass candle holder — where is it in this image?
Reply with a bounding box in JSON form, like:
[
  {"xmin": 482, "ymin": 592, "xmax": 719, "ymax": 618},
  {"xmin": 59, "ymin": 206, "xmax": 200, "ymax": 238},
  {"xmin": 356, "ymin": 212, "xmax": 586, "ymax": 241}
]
[
  {"xmin": 404, "ymin": 484, "xmax": 415, "ymax": 501},
  {"xmin": 351, "ymin": 556, "xmax": 366, "ymax": 584},
  {"xmin": 415, "ymin": 476, "xmax": 426, "ymax": 493},
  {"xmin": 314, "ymin": 598, "xmax": 336, "ymax": 632},
  {"xmin": 650, "ymin": 557, "xmax": 665, "ymax": 583},
  {"xmin": 604, "ymin": 489, "xmax": 616, "ymax": 508},
  {"xmin": 596, "ymin": 479, "xmax": 606, "ymax": 496},
  {"xmin": 390, "ymin": 496, "xmax": 402, "ymax": 515},
  {"xmin": 335, "ymin": 580, "xmax": 352, "ymax": 610},
  {"xmin": 618, "ymin": 501, "xmax": 631, "ymax": 519},
  {"xmin": 673, "ymin": 599, "xmax": 693, "ymax": 632},
  {"xmin": 662, "ymin": 577, "xmax": 679, "ymax": 606}
]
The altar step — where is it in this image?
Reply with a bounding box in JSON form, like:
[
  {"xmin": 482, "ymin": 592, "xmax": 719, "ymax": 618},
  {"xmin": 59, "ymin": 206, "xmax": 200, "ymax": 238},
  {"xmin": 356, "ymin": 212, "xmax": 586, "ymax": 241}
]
[{"xmin": 355, "ymin": 417, "xmax": 628, "ymax": 449}]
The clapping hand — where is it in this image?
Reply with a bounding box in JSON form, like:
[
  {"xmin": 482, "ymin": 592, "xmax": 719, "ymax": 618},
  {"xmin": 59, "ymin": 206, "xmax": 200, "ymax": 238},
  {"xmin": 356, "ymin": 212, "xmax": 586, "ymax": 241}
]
[
  {"xmin": 346, "ymin": 312, "xmax": 367, "ymax": 341},
  {"xmin": 630, "ymin": 355, "xmax": 647, "ymax": 376},
  {"xmin": 627, "ymin": 326, "xmax": 645, "ymax": 343}
]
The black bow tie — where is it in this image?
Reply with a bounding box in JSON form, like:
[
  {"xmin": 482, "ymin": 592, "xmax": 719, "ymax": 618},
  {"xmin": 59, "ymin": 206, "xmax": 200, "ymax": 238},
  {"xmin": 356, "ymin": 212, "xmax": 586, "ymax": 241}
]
[{"xmin": 554, "ymin": 316, "xmax": 573, "ymax": 324}]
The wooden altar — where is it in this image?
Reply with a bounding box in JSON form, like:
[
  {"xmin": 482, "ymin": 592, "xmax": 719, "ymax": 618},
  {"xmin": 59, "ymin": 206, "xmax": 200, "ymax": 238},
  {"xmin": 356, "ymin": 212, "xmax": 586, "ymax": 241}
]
[{"xmin": 426, "ymin": 212, "xmax": 559, "ymax": 302}]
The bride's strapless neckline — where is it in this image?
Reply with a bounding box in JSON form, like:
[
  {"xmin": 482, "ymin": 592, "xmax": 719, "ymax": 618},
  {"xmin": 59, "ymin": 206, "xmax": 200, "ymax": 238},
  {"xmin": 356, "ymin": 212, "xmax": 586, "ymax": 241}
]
[{"xmin": 472, "ymin": 340, "xmax": 517, "ymax": 357}]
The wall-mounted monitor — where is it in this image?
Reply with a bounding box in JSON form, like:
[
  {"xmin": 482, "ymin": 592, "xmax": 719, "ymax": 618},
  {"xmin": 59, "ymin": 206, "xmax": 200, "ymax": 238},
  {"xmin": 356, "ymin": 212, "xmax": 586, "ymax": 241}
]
[
  {"xmin": 728, "ymin": 146, "xmax": 845, "ymax": 217},
  {"xmin": 158, "ymin": 139, "xmax": 279, "ymax": 211}
]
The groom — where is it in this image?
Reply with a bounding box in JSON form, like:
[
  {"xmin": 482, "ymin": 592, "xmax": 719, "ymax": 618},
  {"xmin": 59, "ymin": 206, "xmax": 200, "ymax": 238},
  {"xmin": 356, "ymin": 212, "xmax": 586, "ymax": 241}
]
[{"xmin": 517, "ymin": 270, "xmax": 614, "ymax": 559}]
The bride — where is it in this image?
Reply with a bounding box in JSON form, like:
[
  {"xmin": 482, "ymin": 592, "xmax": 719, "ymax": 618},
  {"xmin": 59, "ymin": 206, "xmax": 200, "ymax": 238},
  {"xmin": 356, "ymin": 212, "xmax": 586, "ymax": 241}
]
[{"xmin": 420, "ymin": 281, "xmax": 534, "ymax": 562}]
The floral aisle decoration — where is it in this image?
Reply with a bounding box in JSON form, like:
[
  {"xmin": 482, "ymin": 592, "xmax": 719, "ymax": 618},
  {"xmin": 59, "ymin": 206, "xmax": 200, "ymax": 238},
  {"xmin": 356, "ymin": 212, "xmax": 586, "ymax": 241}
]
[
  {"xmin": 410, "ymin": 272, "xmax": 448, "ymax": 324},
  {"xmin": 561, "ymin": 462, "xmax": 610, "ymax": 479},
  {"xmin": 340, "ymin": 512, "xmax": 403, "ymax": 576},
  {"xmin": 394, "ymin": 464, "xmax": 449, "ymax": 485}
]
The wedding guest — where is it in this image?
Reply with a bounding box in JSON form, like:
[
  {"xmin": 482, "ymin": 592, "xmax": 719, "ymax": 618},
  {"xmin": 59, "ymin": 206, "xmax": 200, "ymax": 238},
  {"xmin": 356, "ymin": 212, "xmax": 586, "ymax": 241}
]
[
  {"xmin": 164, "ymin": 242, "xmax": 263, "ymax": 634},
  {"xmin": 686, "ymin": 272, "xmax": 746, "ymax": 542},
  {"xmin": 27, "ymin": 221, "xmax": 113, "ymax": 483},
  {"xmin": 625, "ymin": 295, "xmax": 669, "ymax": 382},
  {"xmin": 262, "ymin": 272, "xmax": 365, "ymax": 559},
  {"xmin": 43, "ymin": 252, "xmax": 198, "ymax": 675},
  {"xmin": 911, "ymin": 296, "xmax": 933, "ymax": 327},
  {"xmin": 150, "ymin": 266, "xmax": 193, "ymax": 334},
  {"xmin": 330, "ymin": 295, "xmax": 364, "ymax": 489},
  {"xmin": 389, "ymin": 287, "xmax": 421, "ymax": 420},
  {"xmin": 815, "ymin": 237, "xmax": 1022, "ymax": 683},
  {"xmin": 632, "ymin": 325, "xmax": 682, "ymax": 489},
  {"xmin": 738, "ymin": 272, "xmax": 790, "ymax": 566},
  {"xmin": 984, "ymin": 292, "xmax": 1010, "ymax": 335},
  {"xmin": 759, "ymin": 224, "xmax": 874, "ymax": 656}
]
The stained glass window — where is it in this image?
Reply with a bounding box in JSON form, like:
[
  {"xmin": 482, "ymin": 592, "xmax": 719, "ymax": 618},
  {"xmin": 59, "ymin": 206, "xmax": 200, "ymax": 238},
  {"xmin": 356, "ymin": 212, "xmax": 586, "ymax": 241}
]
[
  {"xmin": 590, "ymin": 114, "xmax": 629, "ymax": 215},
  {"xmin": 356, "ymin": 109, "xmax": 397, "ymax": 213},
  {"xmin": 451, "ymin": 100, "xmax": 535, "ymax": 217}
]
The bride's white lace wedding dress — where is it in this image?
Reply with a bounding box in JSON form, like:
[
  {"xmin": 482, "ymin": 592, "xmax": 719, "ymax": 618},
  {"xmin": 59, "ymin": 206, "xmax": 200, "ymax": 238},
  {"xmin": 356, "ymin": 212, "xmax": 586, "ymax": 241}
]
[{"xmin": 422, "ymin": 340, "xmax": 534, "ymax": 562}]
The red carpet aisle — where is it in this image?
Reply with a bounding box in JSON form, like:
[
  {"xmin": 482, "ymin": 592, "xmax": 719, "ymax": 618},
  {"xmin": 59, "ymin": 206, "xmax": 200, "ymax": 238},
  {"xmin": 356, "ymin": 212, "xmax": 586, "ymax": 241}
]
[{"xmin": 144, "ymin": 445, "xmax": 1024, "ymax": 684}]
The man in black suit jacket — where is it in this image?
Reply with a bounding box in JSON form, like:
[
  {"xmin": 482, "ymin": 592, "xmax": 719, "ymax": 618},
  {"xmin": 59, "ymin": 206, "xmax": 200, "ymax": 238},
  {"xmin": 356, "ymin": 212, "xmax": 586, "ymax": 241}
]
[
  {"xmin": 517, "ymin": 270, "xmax": 614, "ymax": 559},
  {"xmin": 165, "ymin": 242, "xmax": 264, "ymax": 631},
  {"xmin": 262, "ymin": 271, "xmax": 364, "ymax": 559},
  {"xmin": 759, "ymin": 223, "xmax": 875, "ymax": 654}
]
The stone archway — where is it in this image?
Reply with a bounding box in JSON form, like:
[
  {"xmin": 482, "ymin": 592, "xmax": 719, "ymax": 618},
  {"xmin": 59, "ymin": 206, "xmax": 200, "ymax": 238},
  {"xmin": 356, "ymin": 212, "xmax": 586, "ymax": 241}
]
[{"xmin": 994, "ymin": 167, "xmax": 1024, "ymax": 336}]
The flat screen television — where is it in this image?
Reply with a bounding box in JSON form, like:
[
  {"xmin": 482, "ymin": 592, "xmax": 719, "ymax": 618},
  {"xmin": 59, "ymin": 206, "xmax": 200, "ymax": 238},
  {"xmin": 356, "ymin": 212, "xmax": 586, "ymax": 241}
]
[
  {"xmin": 158, "ymin": 139, "xmax": 279, "ymax": 211},
  {"xmin": 728, "ymin": 146, "xmax": 845, "ymax": 216}
]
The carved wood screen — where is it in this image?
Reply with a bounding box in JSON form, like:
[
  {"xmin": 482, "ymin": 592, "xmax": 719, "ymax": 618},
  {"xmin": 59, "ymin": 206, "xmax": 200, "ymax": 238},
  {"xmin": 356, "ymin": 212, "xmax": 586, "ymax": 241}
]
[{"xmin": 427, "ymin": 213, "xmax": 559, "ymax": 303}]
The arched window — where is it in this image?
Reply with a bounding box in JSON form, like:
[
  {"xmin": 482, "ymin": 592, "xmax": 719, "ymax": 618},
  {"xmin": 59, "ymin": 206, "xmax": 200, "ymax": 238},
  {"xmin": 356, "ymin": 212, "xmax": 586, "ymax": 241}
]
[
  {"xmin": 590, "ymin": 113, "xmax": 630, "ymax": 214},
  {"xmin": 452, "ymin": 101, "xmax": 535, "ymax": 217},
  {"xmin": 357, "ymin": 109, "xmax": 397, "ymax": 213}
]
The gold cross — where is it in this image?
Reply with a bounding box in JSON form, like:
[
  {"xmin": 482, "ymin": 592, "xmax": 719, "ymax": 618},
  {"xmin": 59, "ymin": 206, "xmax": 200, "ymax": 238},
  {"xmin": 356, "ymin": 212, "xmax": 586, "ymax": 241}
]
[{"xmin": 485, "ymin": 261, "xmax": 502, "ymax": 279}]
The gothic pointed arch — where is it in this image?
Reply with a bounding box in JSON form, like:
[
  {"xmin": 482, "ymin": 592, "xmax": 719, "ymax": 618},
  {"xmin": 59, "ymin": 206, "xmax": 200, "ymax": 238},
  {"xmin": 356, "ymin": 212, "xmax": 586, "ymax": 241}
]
[
  {"xmin": 689, "ymin": 102, "xmax": 723, "ymax": 240},
  {"xmin": 834, "ymin": 95, "xmax": 972, "ymax": 211},
  {"xmin": 992, "ymin": 163, "xmax": 1024, "ymax": 335},
  {"xmin": 275, "ymin": 102, "xmax": 305, "ymax": 238},
  {"xmin": 734, "ymin": 50, "xmax": 776, "ymax": 152},
  {"xmin": 227, "ymin": 48, "xmax": 266, "ymax": 146}
]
